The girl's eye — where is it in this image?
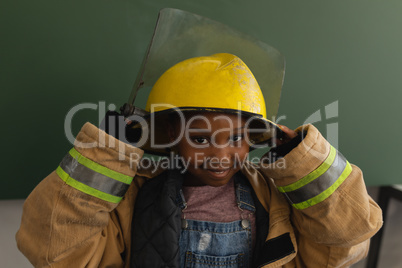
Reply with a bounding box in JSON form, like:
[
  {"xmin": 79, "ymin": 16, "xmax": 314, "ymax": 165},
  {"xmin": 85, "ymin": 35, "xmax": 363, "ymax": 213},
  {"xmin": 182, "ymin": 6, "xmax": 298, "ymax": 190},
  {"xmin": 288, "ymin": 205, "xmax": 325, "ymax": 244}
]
[
  {"xmin": 230, "ymin": 135, "xmax": 243, "ymax": 142},
  {"xmin": 193, "ymin": 137, "xmax": 208, "ymax": 144}
]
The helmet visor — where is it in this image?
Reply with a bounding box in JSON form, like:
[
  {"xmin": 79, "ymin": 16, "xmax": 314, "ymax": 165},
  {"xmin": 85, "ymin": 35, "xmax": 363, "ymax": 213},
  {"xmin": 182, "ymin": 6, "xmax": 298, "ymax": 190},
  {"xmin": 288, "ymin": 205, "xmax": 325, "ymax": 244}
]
[{"xmin": 129, "ymin": 8, "xmax": 285, "ymax": 122}]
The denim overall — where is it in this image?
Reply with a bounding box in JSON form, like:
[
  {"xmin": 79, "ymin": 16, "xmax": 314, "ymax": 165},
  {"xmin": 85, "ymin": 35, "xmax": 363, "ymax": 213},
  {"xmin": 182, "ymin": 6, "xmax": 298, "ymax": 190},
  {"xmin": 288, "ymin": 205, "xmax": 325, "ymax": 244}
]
[{"xmin": 176, "ymin": 175, "xmax": 256, "ymax": 268}]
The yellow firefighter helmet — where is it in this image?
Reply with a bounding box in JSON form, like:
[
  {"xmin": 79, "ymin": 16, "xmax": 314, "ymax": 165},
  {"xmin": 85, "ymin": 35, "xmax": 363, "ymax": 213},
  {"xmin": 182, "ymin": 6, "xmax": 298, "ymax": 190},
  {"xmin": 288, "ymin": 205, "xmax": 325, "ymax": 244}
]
[
  {"xmin": 145, "ymin": 53, "xmax": 267, "ymax": 118},
  {"xmin": 126, "ymin": 53, "xmax": 282, "ymax": 155}
]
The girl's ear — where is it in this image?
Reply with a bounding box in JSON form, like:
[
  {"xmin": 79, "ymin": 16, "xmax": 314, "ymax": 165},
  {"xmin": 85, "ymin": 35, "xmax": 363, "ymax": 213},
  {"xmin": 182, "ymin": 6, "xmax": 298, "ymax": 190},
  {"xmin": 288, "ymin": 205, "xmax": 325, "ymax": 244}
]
[
  {"xmin": 166, "ymin": 122, "xmax": 180, "ymax": 155},
  {"xmin": 166, "ymin": 122, "xmax": 177, "ymax": 143}
]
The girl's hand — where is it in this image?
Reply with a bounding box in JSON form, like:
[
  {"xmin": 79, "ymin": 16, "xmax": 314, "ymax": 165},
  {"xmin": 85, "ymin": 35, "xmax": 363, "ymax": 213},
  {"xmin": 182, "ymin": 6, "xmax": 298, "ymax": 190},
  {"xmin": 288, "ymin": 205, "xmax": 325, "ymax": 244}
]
[{"xmin": 275, "ymin": 124, "xmax": 298, "ymax": 146}]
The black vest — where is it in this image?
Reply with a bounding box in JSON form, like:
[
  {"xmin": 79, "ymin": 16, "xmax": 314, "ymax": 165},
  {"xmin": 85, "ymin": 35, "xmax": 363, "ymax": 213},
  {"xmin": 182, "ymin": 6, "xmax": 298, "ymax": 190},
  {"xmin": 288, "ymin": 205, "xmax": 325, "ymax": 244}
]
[{"xmin": 130, "ymin": 170, "xmax": 294, "ymax": 267}]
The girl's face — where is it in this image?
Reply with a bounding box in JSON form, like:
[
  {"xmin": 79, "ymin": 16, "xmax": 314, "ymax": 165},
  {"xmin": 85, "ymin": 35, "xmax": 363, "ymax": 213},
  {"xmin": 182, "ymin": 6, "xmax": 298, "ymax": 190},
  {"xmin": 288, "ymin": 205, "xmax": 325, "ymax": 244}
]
[{"xmin": 169, "ymin": 112, "xmax": 250, "ymax": 187}]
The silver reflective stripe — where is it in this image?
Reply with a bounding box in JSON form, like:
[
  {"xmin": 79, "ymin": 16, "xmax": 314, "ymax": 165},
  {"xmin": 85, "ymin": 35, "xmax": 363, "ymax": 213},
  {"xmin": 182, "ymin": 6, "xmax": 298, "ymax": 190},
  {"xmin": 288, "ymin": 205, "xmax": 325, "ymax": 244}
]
[
  {"xmin": 59, "ymin": 153, "xmax": 130, "ymax": 197},
  {"xmin": 284, "ymin": 150, "xmax": 347, "ymax": 204}
]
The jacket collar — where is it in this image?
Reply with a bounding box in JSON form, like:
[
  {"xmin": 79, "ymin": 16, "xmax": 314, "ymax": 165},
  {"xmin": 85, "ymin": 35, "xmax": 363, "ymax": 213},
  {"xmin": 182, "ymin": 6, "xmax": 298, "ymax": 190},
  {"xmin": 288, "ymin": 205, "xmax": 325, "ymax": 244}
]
[{"xmin": 240, "ymin": 163, "xmax": 298, "ymax": 267}]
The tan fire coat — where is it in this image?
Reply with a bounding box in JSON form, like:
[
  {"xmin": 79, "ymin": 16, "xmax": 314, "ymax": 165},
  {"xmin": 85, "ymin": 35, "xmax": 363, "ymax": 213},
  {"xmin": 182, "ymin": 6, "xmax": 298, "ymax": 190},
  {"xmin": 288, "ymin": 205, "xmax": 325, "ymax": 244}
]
[{"xmin": 16, "ymin": 123, "xmax": 382, "ymax": 267}]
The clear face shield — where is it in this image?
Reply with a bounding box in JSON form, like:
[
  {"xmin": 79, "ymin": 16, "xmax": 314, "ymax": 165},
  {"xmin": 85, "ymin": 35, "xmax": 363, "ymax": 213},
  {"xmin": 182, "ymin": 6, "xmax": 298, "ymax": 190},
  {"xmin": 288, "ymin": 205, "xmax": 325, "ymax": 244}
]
[{"xmin": 121, "ymin": 8, "xmax": 286, "ymax": 155}]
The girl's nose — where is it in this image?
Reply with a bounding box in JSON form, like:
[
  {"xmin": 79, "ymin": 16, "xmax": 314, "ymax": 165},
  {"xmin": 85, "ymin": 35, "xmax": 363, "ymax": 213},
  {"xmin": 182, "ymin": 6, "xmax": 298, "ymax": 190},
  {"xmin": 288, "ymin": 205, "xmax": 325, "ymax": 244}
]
[{"xmin": 205, "ymin": 147, "xmax": 233, "ymax": 169}]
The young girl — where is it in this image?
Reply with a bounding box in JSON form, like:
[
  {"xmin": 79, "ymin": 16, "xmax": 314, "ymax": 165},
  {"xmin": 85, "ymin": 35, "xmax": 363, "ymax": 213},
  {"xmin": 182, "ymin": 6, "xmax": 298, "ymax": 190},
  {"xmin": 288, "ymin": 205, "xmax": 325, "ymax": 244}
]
[{"xmin": 17, "ymin": 53, "xmax": 382, "ymax": 267}]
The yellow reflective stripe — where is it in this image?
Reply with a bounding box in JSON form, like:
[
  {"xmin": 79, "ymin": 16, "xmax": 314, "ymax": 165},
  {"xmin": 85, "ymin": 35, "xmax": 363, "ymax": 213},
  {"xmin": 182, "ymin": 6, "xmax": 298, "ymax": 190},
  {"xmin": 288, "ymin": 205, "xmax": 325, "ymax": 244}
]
[
  {"xmin": 278, "ymin": 146, "xmax": 337, "ymax": 193},
  {"xmin": 69, "ymin": 148, "xmax": 132, "ymax": 185},
  {"xmin": 292, "ymin": 162, "xmax": 352, "ymax": 210},
  {"xmin": 56, "ymin": 166, "xmax": 122, "ymax": 204}
]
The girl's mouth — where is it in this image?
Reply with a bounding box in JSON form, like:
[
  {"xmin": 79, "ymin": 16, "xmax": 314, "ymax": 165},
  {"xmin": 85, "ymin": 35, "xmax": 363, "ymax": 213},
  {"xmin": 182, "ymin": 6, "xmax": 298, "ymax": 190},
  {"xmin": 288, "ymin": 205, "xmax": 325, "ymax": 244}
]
[{"xmin": 206, "ymin": 168, "xmax": 231, "ymax": 178}]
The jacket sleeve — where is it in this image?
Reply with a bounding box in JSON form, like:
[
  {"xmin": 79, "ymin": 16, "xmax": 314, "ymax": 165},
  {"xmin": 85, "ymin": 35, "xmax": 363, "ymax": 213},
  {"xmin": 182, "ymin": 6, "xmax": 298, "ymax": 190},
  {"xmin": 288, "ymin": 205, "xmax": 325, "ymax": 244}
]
[
  {"xmin": 259, "ymin": 124, "xmax": 383, "ymax": 267},
  {"xmin": 16, "ymin": 122, "xmax": 145, "ymax": 267}
]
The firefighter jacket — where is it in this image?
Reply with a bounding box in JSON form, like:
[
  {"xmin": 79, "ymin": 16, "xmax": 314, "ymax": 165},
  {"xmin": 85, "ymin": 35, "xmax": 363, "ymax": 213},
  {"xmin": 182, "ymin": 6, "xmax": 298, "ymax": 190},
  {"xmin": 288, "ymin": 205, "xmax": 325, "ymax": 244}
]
[{"xmin": 16, "ymin": 122, "xmax": 383, "ymax": 267}]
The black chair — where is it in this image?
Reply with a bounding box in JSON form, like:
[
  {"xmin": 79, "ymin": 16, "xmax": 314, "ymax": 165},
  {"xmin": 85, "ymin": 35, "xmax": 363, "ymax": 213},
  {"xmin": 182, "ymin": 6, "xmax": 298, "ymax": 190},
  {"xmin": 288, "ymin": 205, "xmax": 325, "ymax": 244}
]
[{"xmin": 366, "ymin": 185, "xmax": 402, "ymax": 268}]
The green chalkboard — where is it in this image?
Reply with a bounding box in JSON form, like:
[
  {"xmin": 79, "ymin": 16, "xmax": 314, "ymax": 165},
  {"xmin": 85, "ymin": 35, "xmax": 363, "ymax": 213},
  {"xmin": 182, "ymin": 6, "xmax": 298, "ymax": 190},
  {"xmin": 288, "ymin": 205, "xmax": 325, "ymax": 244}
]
[{"xmin": 2, "ymin": 0, "xmax": 402, "ymax": 199}]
